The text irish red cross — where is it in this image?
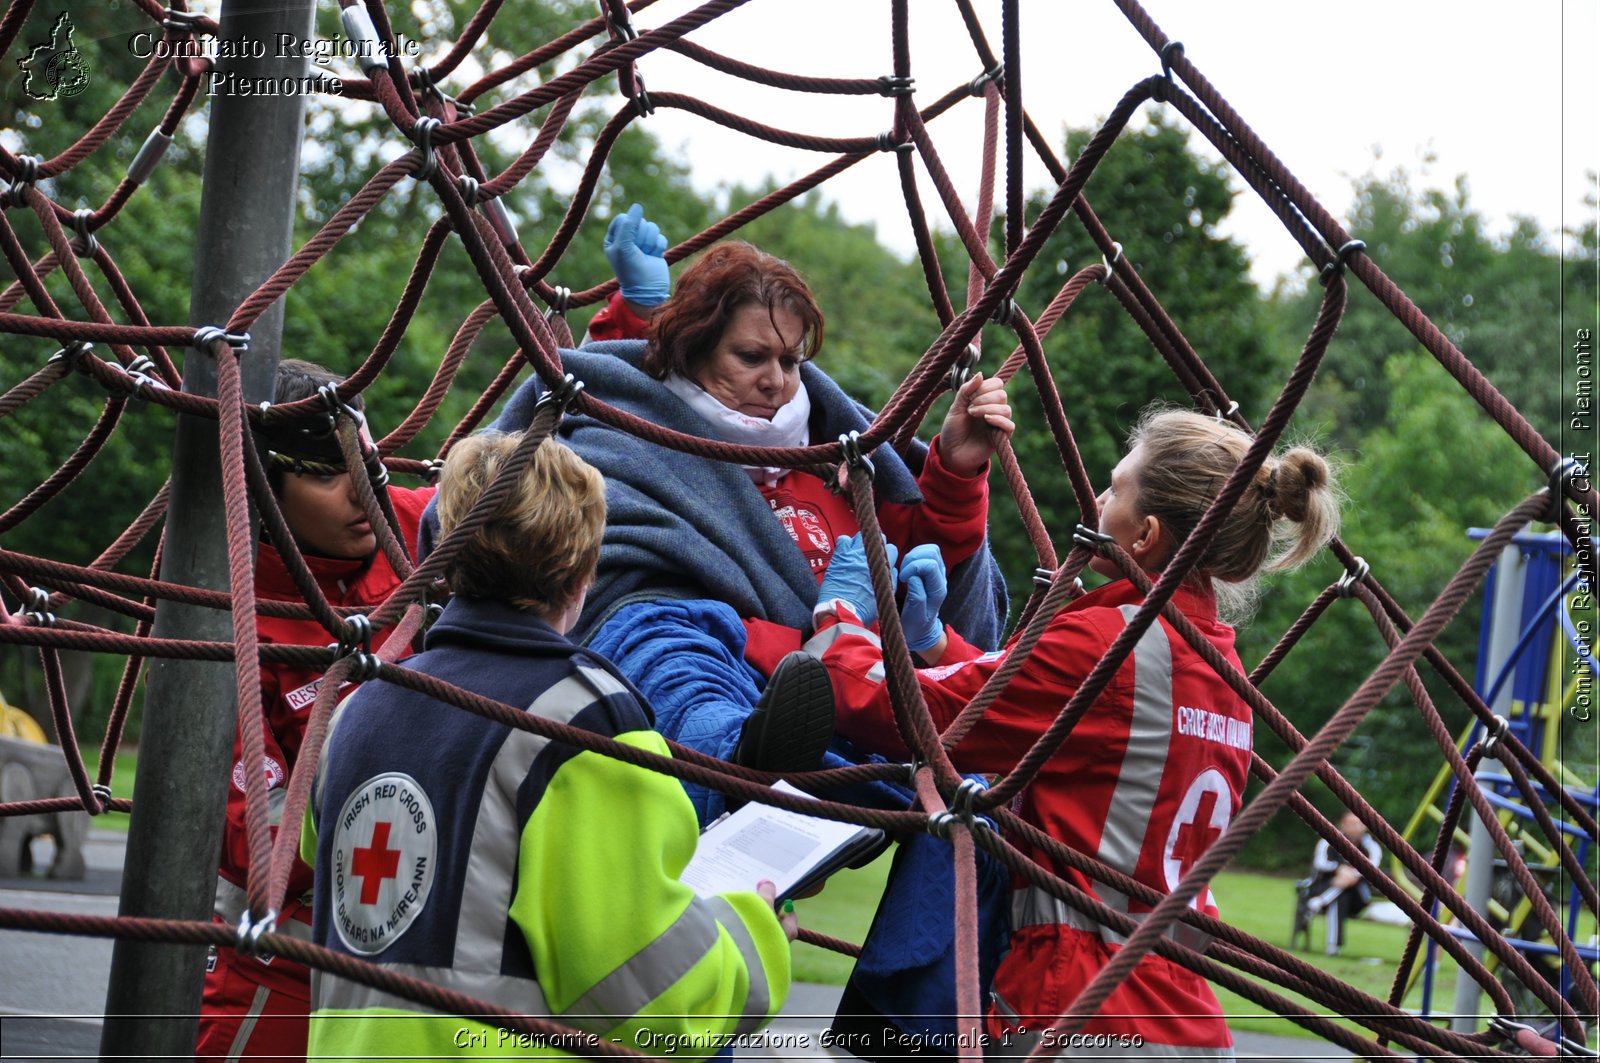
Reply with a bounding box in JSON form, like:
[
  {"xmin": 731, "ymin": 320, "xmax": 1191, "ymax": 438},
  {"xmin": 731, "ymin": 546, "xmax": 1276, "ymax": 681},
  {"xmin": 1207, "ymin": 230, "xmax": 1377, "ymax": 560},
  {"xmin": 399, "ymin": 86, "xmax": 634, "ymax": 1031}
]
[
  {"xmin": 351, "ymin": 820, "xmax": 401, "ymax": 905},
  {"xmin": 1170, "ymin": 788, "xmax": 1224, "ymax": 879}
]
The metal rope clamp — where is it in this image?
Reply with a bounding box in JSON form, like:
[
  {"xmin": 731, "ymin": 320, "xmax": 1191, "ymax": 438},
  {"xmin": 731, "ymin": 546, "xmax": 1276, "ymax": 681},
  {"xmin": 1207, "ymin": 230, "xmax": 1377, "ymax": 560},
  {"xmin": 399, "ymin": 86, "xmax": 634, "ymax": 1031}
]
[
  {"xmin": 544, "ymin": 284, "xmax": 571, "ymax": 322},
  {"xmin": 410, "ymin": 116, "xmax": 442, "ymax": 182},
  {"xmin": 70, "ymin": 208, "xmax": 99, "ymax": 258},
  {"xmin": 455, "ymin": 174, "xmax": 480, "ymax": 209},
  {"xmin": 968, "ymin": 62, "xmax": 1003, "ymax": 97},
  {"xmin": 989, "ymin": 296, "xmax": 1018, "ymax": 328},
  {"xmin": 1480, "ymin": 713, "xmax": 1511, "ymax": 759},
  {"xmin": 335, "ymin": 613, "xmax": 372, "ymax": 657},
  {"xmin": 421, "ymin": 457, "xmax": 445, "ymax": 484},
  {"xmin": 192, "ymin": 325, "xmax": 250, "ymax": 354},
  {"xmin": 1072, "ymin": 522, "xmax": 1115, "ymax": 554},
  {"xmin": 332, "ymin": 614, "xmax": 382, "ymax": 681},
  {"xmin": 1210, "ymin": 400, "xmax": 1240, "ymax": 422},
  {"xmin": 1, "ymin": 154, "xmax": 41, "ymax": 208},
  {"xmin": 1546, "ymin": 455, "xmax": 1588, "ymax": 522},
  {"xmin": 421, "ymin": 586, "xmax": 447, "ymax": 629},
  {"xmin": 89, "ymin": 782, "xmax": 113, "ymax": 814},
  {"xmin": 630, "ymin": 75, "xmax": 655, "ymax": 119},
  {"xmin": 1159, "ymin": 40, "xmax": 1185, "ymax": 81},
  {"xmin": 838, "ymin": 430, "xmax": 875, "ymax": 480},
  {"xmin": 534, "ymin": 373, "xmax": 585, "ymax": 415},
  {"xmin": 948, "ymin": 343, "xmax": 980, "ymax": 392},
  {"xmin": 603, "ymin": 5, "xmax": 639, "ymax": 43},
  {"xmin": 122, "ymin": 354, "xmax": 169, "ymax": 397},
  {"xmin": 317, "ymin": 383, "xmax": 366, "ymax": 432},
  {"xmin": 47, "ymin": 340, "xmax": 93, "ymax": 370},
  {"xmin": 235, "ymin": 907, "xmax": 279, "ymax": 956},
  {"xmin": 1098, "ymin": 242, "xmax": 1124, "ymax": 286},
  {"xmin": 1334, "ymin": 556, "xmax": 1369, "ymax": 599},
  {"xmin": 1319, "ymin": 239, "xmax": 1366, "ymax": 287},
  {"xmin": 876, "ymin": 74, "xmax": 914, "ymax": 97},
  {"xmin": 874, "ymin": 132, "xmax": 913, "ymax": 155},
  {"xmin": 414, "ymin": 68, "xmax": 475, "ymax": 117},
  {"xmin": 160, "ymin": 7, "xmax": 207, "ymax": 33},
  {"xmin": 23, "ymin": 586, "xmax": 55, "ymax": 627},
  {"xmin": 950, "ymin": 777, "xmax": 989, "ymax": 833}
]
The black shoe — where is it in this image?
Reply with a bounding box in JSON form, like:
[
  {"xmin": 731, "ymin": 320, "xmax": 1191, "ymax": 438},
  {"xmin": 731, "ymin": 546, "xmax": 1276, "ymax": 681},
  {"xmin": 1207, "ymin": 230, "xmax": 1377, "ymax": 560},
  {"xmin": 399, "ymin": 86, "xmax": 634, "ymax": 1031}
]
[{"xmin": 733, "ymin": 652, "xmax": 835, "ymax": 773}]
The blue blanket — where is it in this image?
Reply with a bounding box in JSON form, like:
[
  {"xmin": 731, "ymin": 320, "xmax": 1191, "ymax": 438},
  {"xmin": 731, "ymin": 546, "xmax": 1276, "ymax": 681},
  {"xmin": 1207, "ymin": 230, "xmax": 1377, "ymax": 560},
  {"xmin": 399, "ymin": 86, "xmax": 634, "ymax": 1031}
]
[{"xmin": 429, "ymin": 339, "xmax": 1009, "ymax": 648}]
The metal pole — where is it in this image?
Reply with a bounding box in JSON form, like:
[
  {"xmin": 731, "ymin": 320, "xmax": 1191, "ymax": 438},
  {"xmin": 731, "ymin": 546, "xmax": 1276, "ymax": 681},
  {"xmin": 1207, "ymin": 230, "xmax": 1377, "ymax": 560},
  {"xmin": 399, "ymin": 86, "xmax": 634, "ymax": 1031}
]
[
  {"xmin": 1450, "ymin": 543, "xmax": 1525, "ymax": 1032},
  {"xmin": 100, "ymin": 0, "xmax": 312, "ymax": 1054}
]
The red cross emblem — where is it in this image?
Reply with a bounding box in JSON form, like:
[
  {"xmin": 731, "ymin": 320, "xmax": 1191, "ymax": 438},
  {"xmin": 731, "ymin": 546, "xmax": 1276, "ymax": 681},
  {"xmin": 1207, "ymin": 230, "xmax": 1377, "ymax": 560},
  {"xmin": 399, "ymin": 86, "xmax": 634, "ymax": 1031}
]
[
  {"xmin": 1169, "ymin": 788, "xmax": 1225, "ymax": 879},
  {"xmin": 350, "ymin": 820, "xmax": 401, "ymax": 905}
]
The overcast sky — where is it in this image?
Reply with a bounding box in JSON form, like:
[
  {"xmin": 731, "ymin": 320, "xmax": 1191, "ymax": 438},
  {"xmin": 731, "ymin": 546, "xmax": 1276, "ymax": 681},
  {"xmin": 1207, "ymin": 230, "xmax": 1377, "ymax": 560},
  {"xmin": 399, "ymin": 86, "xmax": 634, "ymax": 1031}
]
[{"xmin": 619, "ymin": 0, "xmax": 1597, "ymax": 290}]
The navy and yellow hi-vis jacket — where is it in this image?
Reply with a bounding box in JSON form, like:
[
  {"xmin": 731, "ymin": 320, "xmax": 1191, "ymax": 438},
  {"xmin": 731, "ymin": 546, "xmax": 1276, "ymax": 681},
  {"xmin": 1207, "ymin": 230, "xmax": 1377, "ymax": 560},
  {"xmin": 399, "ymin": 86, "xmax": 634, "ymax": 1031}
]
[{"xmin": 302, "ymin": 597, "xmax": 791, "ymax": 1059}]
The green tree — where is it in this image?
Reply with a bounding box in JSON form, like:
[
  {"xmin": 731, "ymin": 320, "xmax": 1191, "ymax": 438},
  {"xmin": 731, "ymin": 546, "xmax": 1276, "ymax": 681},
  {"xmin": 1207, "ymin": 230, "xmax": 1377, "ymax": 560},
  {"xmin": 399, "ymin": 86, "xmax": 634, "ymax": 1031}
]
[
  {"xmin": 1235, "ymin": 167, "xmax": 1589, "ymax": 864},
  {"xmin": 1273, "ymin": 166, "xmax": 1567, "ymax": 446},
  {"xmin": 969, "ymin": 113, "xmax": 1280, "ymax": 601}
]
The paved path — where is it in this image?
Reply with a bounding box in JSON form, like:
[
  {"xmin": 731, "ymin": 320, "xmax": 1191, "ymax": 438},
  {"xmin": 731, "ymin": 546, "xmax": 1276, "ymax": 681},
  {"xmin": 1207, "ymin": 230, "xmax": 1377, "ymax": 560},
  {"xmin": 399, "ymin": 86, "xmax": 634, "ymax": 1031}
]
[{"xmin": 2, "ymin": 829, "xmax": 1344, "ymax": 1061}]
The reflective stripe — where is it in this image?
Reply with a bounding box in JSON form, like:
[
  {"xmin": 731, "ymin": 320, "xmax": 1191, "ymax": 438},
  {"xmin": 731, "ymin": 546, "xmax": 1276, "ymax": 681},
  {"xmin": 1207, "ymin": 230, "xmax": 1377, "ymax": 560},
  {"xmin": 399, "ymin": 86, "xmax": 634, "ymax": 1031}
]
[
  {"xmin": 705, "ymin": 896, "xmax": 771, "ymax": 1033},
  {"xmin": 225, "ymin": 983, "xmax": 271, "ymax": 1061},
  {"xmin": 312, "ymin": 961, "xmax": 550, "ymax": 1015},
  {"xmin": 212, "ymin": 877, "xmax": 314, "ymax": 940},
  {"xmin": 455, "ymin": 672, "xmax": 598, "ymax": 971},
  {"xmin": 266, "ymin": 785, "xmax": 286, "ymax": 827},
  {"xmin": 454, "ymin": 727, "xmax": 546, "ymax": 972},
  {"xmin": 574, "ymin": 663, "xmax": 629, "ymax": 700},
  {"xmin": 1097, "ymin": 606, "xmax": 1173, "ymax": 875},
  {"xmin": 801, "ymin": 621, "xmax": 880, "ymax": 660},
  {"xmin": 1010, "ymin": 885, "xmax": 1213, "ymax": 953},
  {"xmin": 564, "ymin": 900, "xmax": 718, "ymax": 1028}
]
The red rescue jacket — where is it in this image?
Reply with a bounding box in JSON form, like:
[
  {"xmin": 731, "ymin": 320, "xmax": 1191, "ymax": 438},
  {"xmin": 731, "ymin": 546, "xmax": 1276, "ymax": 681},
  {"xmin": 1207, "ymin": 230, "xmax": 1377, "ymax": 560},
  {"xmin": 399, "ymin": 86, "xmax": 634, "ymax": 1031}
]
[
  {"xmin": 811, "ymin": 578, "xmax": 1250, "ymax": 1052},
  {"xmin": 213, "ymin": 485, "xmax": 433, "ymax": 992}
]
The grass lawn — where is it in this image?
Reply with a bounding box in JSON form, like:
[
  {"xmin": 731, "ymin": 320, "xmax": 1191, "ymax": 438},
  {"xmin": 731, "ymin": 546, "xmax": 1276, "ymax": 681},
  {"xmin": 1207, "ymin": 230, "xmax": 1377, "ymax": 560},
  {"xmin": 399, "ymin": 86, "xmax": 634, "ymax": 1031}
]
[
  {"xmin": 790, "ymin": 851, "xmax": 1595, "ymax": 1044},
  {"xmin": 70, "ymin": 744, "xmax": 1596, "ymax": 1048}
]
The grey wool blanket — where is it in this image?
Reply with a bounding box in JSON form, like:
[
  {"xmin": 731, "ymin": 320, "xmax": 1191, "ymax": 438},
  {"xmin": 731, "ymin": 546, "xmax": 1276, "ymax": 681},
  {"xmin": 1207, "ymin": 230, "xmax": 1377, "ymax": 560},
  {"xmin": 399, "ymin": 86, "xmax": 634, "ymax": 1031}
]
[{"xmin": 421, "ymin": 339, "xmax": 1009, "ymax": 649}]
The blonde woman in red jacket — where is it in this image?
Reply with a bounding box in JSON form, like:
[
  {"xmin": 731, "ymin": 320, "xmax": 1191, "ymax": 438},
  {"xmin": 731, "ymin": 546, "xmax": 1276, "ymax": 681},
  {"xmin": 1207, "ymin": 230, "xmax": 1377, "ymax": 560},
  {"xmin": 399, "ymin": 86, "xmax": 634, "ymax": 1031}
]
[{"xmin": 808, "ymin": 408, "xmax": 1340, "ymax": 1058}]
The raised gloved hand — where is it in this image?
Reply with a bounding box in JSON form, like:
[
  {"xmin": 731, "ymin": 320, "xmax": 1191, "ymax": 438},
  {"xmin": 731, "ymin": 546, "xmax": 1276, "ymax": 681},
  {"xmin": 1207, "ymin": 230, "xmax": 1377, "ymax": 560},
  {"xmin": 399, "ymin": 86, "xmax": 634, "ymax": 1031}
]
[
  {"xmin": 604, "ymin": 202, "xmax": 671, "ymax": 307},
  {"xmin": 897, "ymin": 543, "xmax": 947, "ymax": 653},
  {"xmin": 817, "ymin": 534, "xmax": 899, "ymax": 626}
]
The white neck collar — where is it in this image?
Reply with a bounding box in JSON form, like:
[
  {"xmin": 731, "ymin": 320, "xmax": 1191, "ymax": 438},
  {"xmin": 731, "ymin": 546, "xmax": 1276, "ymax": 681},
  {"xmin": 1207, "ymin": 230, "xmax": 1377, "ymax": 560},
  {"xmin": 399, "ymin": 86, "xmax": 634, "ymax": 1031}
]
[{"xmin": 663, "ymin": 373, "xmax": 811, "ymax": 486}]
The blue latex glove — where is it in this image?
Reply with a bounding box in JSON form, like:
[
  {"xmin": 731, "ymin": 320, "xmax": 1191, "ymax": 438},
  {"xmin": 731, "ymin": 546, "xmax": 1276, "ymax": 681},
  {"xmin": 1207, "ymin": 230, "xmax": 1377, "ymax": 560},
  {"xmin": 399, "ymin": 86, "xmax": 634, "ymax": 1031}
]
[
  {"xmin": 818, "ymin": 534, "xmax": 899, "ymax": 626},
  {"xmin": 604, "ymin": 202, "xmax": 670, "ymax": 307},
  {"xmin": 898, "ymin": 544, "xmax": 947, "ymax": 653}
]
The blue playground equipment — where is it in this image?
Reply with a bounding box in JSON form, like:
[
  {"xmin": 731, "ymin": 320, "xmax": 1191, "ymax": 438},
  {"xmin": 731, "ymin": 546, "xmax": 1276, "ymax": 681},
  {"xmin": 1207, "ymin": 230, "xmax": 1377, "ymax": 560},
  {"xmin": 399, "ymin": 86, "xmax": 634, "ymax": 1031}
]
[{"xmin": 1402, "ymin": 530, "xmax": 1597, "ymax": 1028}]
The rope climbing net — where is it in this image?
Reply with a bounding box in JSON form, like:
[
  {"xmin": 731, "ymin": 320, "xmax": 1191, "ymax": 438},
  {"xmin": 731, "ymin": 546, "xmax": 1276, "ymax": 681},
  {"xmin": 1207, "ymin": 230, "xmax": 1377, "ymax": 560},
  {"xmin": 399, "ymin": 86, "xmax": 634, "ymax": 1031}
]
[{"xmin": 0, "ymin": 0, "xmax": 1595, "ymax": 1057}]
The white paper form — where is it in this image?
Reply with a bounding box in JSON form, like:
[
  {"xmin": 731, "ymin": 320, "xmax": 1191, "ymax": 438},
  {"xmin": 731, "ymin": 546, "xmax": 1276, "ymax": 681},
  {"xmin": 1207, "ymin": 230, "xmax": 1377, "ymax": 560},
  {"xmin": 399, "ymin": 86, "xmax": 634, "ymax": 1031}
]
[{"xmin": 680, "ymin": 780, "xmax": 871, "ymax": 899}]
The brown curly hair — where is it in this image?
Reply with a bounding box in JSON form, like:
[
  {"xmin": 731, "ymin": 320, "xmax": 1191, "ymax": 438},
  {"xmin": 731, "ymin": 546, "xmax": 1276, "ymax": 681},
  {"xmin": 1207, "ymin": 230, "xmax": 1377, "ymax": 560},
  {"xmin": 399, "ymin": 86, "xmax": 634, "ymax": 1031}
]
[{"xmin": 642, "ymin": 242, "xmax": 824, "ymax": 380}]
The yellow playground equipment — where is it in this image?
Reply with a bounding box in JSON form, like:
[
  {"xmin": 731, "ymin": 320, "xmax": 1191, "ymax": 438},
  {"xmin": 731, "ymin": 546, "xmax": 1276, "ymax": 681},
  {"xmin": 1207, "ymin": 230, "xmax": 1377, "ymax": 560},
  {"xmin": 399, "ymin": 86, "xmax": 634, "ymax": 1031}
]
[{"xmin": 1396, "ymin": 530, "xmax": 1597, "ymax": 1025}]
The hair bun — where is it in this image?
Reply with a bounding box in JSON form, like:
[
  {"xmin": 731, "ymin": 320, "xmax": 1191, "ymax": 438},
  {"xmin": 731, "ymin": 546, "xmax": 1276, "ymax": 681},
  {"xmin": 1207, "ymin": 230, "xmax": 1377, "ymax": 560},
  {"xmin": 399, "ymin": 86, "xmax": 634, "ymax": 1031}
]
[{"xmin": 1272, "ymin": 448, "xmax": 1331, "ymax": 523}]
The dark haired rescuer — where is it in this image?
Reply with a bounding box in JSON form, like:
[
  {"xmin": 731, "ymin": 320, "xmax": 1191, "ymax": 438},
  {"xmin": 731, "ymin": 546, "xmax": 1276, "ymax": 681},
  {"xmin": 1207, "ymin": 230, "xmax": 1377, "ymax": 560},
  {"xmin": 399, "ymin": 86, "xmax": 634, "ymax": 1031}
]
[
  {"xmin": 809, "ymin": 408, "xmax": 1341, "ymax": 1058},
  {"xmin": 301, "ymin": 432, "xmax": 794, "ymax": 1057},
  {"xmin": 196, "ymin": 360, "xmax": 435, "ymax": 1063}
]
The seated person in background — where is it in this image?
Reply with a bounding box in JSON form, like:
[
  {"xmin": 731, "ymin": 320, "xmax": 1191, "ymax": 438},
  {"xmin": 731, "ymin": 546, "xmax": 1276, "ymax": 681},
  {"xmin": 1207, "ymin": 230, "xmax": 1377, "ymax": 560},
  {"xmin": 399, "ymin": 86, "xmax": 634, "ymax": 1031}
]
[
  {"xmin": 447, "ymin": 208, "xmax": 1014, "ymax": 823},
  {"xmin": 1306, "ymin": 810, "xmax": 1384, "ymax": 956},
  {"xmin": 197, "ymin": 359, "xmax": 435, "ymax": 1063},
  {"xmin": 806, "ymin": 407, "xmax": 1341, "ymax": 1058},
  {"xmin": 303, "ymin": 431, "xmax": 795, "ymax": 1058}
]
